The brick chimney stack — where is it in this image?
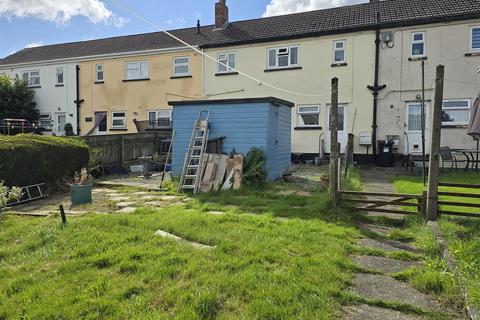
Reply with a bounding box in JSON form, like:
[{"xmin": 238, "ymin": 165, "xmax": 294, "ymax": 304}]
[{"xmin": 215, "ymin": 0, "xmax": 229, "ymax": 29}]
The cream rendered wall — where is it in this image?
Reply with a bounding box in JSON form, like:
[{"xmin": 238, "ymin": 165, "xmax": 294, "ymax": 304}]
[
  {"xmin": 79, "ymin": 50, "xmax": 202, "ymax": 135},
  {"xmin": 203, "ymin": 32, "xmax": 376, "ymax": 155},
  {"xmin": 378, "ymin": 19, "xmax": 480, "ymax": 154}
]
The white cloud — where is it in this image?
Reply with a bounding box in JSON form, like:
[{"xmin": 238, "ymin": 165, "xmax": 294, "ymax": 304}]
[
  {"xmin": 0, "ymin": 0, "xmax": 128, "ymax": 27},
  {"xmin": 263, "ymin": 0, "xmax": 367, "ymax": 17},
  {"xmin": 25, "ymin": 41, "xmax": 43, "ymax": 48}
]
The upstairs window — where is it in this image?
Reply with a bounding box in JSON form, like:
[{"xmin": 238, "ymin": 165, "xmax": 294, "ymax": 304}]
[
  {"xmin": 442, "ymin": 99, "xmax": 470, "ymax": 126},
  {"xmin": 471, "ymin": 27, "xmax": 480, "ymax": 51},
  {"xmin": 22, "ymin": 71, "xmax": 40, "ymax": 87},
  {"xmin": 111, "ymin": 111, "xmax": 126, "ymax": 128},
  {"xmin": 125, "ymin": 61, "xmax": 148, "ymax": 80},
  {"xmin": 96, "ymin": 64, "xmax": 104, "ymax": 82},
  {"xmin": 411, "ymin": 32, "xmax": 425, "ymax": 57},
  {"xmin": 267, "ymin": 46, "xmax": 299, "ymax": 69},
  {"xmin": 297, "ymin": 105, "xmax": 320, "ymax": 127},
  {"xmin": 56, "ymin": 67, "xmax": 64, "ymax": 85},
  {"xmin": 218, "ymin": 52, "xmax": 236, "ymax": 73},
  {"xmin": 173, "ymin": 57, "xmax": 191, "ymax": 77},
  {"xmin": 333, "ymin": 40, "xmax": 346, "ymax": 63}
]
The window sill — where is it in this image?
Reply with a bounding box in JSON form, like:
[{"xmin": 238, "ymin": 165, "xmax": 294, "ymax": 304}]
[
  {"xmin": 170, "ymin": 75, "xmax": 192, "ymax": 79},
  {"xmin": 294, "ymin": 126, "xmax": 322, "ymax": 131},
  {"xmin": 441, "ymin": 124, "xmax": 468, "ymax": 129},
  {"xmin": 110, "ymin": 128, "xmax": 128, "ymax": 131},
  {"xmin": 55, "ymin": 84, "xmax": 64, "ymax": 87},
  {"xmin": 95, "ymin": 81, "xmax": 104, "ymax": 84},
  {"xmin": 27, "ymin": 86, "xmax": 41, "ymax": 89},
  {"xmin": 215, "ymin": 72, "xmax": 239, "ymax": 76},
  {"xmin": 331, "ymin": 62, "xmax": 347, "ymax": 67},
  {"xmin": 122, "ymin": 78, "xmax": 150, "ymax": 82},
  {"xmin": 465, "ymin": 51, "xmax": 480, "ymax": 57},
  {"xmin": 408, "ymin": 56, "xmax": 427, "ymax": 61},
  {"xmin": 264, "ymin": 66, "xmax": 302, "ymax": 73}
]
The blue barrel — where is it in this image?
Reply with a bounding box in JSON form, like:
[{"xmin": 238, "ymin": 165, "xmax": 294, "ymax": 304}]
[{"xmin": 70, "ymin": 183, "xmax": 92, "ymax": 205}]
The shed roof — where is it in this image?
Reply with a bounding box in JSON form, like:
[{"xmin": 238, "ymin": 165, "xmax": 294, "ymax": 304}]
[
  {"xmin": 1, "ymin": 0, "xmax": 480, "ymax": 65},
  {"xmin": 168, "ymin": 97, "xmax": 295, "ymax": 108}
]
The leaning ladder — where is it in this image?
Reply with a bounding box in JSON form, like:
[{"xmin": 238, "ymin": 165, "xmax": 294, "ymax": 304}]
[{"xmin": 178, "ymin": 110, "xmax": 210, "ymax": 194}]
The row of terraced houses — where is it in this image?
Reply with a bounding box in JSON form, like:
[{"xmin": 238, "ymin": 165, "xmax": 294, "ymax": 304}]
[{"xmin": 1, "ymin": 0, "xmax": 480, "ymax": 162}]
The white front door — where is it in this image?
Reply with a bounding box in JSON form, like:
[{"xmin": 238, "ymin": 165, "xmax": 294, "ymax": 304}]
[
  {"xmin": 325, "ymin": 104, "xmax": 347, "ymax": 153},
  {"xmin": 404, "ymin": 102, "xmax": 429, "ymax": 154}
]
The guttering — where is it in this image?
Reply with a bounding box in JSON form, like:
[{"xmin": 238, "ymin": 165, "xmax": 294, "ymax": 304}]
[{"xmin": 0, "ymin": 46, "xmax": 195, "ymax": 69}]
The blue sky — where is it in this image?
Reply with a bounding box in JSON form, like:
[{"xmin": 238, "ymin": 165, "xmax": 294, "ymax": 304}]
[{"xmin": 0, "ymin": 0, "xmax": 366, "ymax": 58}]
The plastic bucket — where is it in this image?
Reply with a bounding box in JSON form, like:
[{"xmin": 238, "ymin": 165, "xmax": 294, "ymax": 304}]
[{"xmin": 70, "ymin": 183, "xmax": 93, "ymax": 205}]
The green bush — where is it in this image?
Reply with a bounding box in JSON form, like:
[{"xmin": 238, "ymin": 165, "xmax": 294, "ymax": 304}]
[
  {"xmin": 0, "ymin": 134, "xmax": 89, "ymax": 187},
  {"xmin": 243, "ymin": 148, "xmax": 267, "ymax": 189}
]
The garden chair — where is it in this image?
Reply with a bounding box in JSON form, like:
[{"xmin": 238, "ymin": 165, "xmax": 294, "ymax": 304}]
[{"xmin": 440, "ymin": 147, "xmax": 466, "ymax": 172}]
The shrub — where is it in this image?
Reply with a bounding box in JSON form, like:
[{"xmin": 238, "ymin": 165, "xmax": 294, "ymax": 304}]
[
  {"xmin": 0, "ymin": 134, "xmax": 89, "ymax": 187},
  {"xmin": 243, "ymin": 148, "xmax": 267, "ymax": 189}
]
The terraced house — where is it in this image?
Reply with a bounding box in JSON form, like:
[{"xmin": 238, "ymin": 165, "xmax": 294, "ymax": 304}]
[{"xmin": 1, "ymin": 0, "xmax": 480, "ymax": 162}]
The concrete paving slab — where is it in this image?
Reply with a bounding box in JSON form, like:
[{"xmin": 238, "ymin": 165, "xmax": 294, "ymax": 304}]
[
  {"xmin": 158, "ymin": 195, "xmax": 180, "ymax": 201},
  {"xmin": 154, "ymin": 229, "xmax": 215, "ymax": 249},
  {"xmin": 277, "ymin": 190, "xmax": 296, "ymax": 196},
  {"xmin": 352, "ymin": 255, "xmax": 419, "ymax": 274},
  {"xmin": 132, "ymin": 191, "xmax": 150, "ymax": 196},
  {"xmin": 140, "ymin": 195, "xmax": 157, "ymax": 200},
  {"xmin": 358, "ymin": 223, "xmax": 394, "ymax": 237},
  {"xmin": 207, "ymin": 211, "xmax": 226, "ymax": 216},
  {"xmin": 144, "ymin": 201, "xmax": 166, "ymax": 207},
  {"xmin": 296, "ymin": 191, "xmax": 313, "ymax": 197},
  {"xmin": 117, "ymin": 207, "xmax": 137, "ymax": 213},
  {"xmin": 342, "ymin": 304, "xmax": 424, "ymax": 320},
  {"xmin": 109, "ymin": 196, "xmax": 131, "ymax": 202},
  {"xmin": 116, "ymin": 202, "xmax": 136, "ymax": 208},
  {"xmin": 358, "ymin": 238, "xmax": 417, "ymax": 253},
  {"xmin": 352, "ymin": 273, "xmax": 438, "ymax": 310}
]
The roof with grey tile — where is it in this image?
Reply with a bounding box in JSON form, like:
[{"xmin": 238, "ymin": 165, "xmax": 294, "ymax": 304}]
[{"xmin": 1, "ymin": 0, "xmax": 479, "ymax": 65}]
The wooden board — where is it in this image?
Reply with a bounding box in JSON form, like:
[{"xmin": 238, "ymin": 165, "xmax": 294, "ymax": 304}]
[
  {"xmin": 200, "ymin": 154, "xmax": 216, "ymax": 193},
  {"xmin": 213, "ymin": 154, "xmax": 229, "ymax": 192},
  {"xmin": 232, "ymin": 155, "xmax": 244, "ymax": 190}
]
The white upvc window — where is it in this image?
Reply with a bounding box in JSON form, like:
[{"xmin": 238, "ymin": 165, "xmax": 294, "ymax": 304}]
[
  {"xmin": 411, "ymin": 32, "xmax": 425, "ymax": 57},
  {"xmin": 148, "ymin": 110, "xmax": 172, "ymax": 128},
  {"xmin": 56, "ymin": 67, "xmax": 64, "ymax": 85},
  {"xmin": 56, "ymin": 113, "xmax": 66, "ymax": 133},
  {"xmin": 442, "ymin": 99, "xmax": 470, "ymax": 126},
  {"xmin": 297, "ymin": 105, "xmax": 320, "ymax": 127},
  {"xmin": 111, "ymin": 111, "xmax": 127, "ymax": 128},
  {"xmin": 218, "ymin": 52, "xmax": 236, "ymax": 73},
  {"xmin": 470, "ymin": 26, "xmax": 480, "ymax": 51},
  {"xmin": 267, "ymin": 45, "xmax": 299, "ymax": 69},
  {"xmin": 125, "ymin": 61, "xmax": 148, "ymax": 80},
  {"xmin": 39, "ymin": 113, "xmax": 53, "ymax": 130},
  {"xmin": 172, "ymin": 57, "xmax": 191, "ymax": 77},
  {"xmin": 96, "ymin": 64, "xmax": 104, "ymax": 82},
  {"xmin": 22, "ymin": 70, "xmax": 40, "ymax": 87},
  {"xmin": 333, "ymin": 40, "xmax": 346, "ymax": 63}
]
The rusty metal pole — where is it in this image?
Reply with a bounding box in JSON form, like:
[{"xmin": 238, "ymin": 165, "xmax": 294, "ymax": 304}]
[
  {"xmin": 426, "ymin": 65, "xmax": 445, "ymax": 221},
  {"xmin": 330, "ymin": 77, "xmax": 339, "ymax": 206}
]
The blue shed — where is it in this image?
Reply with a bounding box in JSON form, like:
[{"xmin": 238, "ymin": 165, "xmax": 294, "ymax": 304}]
[{"xmin": 169, "ymin": 97, "xmax": 293, "ymax": 181}]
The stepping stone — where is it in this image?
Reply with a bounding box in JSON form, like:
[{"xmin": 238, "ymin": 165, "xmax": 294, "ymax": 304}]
[
  {"xmin": 117, "ymin": 207, "xmax": 136, "ymax": 213},
  {"xmin": 158, "ymin": 195, "xmax": 180, "ymax": 201},
  {"xmin": 116, "ymin": 202, "xmax": 136, "ymax": 208},
  {"xmin": 277, "ymin": 190, "xmax": 296, "ymax": 196},
  {"xmin": 132, "ymin": 191, "xmax": 149, "ymax": 196},
  {"xmin": 109, "ymin": 196, "xmax": 131, "ymax": 202},
  {"xmin": 296, "ymin": 191, "xmax": 312, "ymax": 197},
  {"xmin": 342, "ymin": 304, "xmax": 424, "ymax": 320},
  {"xmin": 207, "ymin": 211, "xmax": 226, "ymax": 216},
  {"xmin": 358, "ymin": 238, "xmax": 417, "ymax": 253},
  {"xmin": 351, "ymin": 255, "xmax": 418, "ymax": 274},
  {"xmin": 144, "ymin": 201, "xmax": 166, "ymax": 207},
  {"xmin": 352, "ymin": 273, "xmax": 437, "ymax": 310},
  {"xmin": 140, "ymin": 195, "xmax": 157, "ymax": 200},
  {"xmin": 155, "ymin": 229, "xmax": 215, "ymax": 250},
  {"xmin": 93, "ymin": 188, "xmax": 109, "ymax": 193},
  {"xmin": 359, "ymin": 223, "xmax": 394, "ymax": 237}
]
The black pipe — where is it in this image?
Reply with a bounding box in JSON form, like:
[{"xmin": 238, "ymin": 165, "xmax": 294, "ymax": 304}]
[
  {"xmin": 74, "ymin": 65, "xmax": 84, "ymax": 135},
  {"xmin": 367, "ymin": 12, "xmax": 386, "ymax": 160}
]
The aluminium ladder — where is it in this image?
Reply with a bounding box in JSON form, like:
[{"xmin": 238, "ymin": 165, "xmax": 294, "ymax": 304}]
[{"xmin": 178, "ymin": 110, "xmax": 210, "ymax": 194}]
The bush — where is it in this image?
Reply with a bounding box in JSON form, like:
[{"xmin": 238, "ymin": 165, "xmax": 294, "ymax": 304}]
[
  {"xmin": 243, "ymin": 148, "xmax": 267, "ymax": 189},
  {"xmin": 0, "ymin": 134, "xmax": 89, "ymax": 187}
]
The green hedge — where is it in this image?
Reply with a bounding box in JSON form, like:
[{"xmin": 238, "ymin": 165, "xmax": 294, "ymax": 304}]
[{"xmin": 0, "ymin": 134, "xmax": 90, "ymax": 187}]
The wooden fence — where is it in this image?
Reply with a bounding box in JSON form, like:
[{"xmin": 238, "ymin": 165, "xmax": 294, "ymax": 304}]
[
  {"xmin": 437, "ymin": 182, "xmax": 480, "ymax": 218},
  {"xmin": 82, "ymin": 132, "xmax": 171, "ymax": 167}
]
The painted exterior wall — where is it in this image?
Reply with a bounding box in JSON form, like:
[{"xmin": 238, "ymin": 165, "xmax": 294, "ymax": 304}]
[
  {"xmin": 171, "ymin": 101, "xmax": 292, "ymax": 180},
  {"xmin": 79, "ymin": 50, "xmax": 202, "ymax": 135},
  {"xmin": 0, "ymin": 62, "xmax": 79, "ymax": 135},
  {"xmin": 378, "ymin": 19, "xmax": 480, "ymax": 155},
  {"xmin": 203, "ymin": 32, "xmax": 376, "ymax": 156}
]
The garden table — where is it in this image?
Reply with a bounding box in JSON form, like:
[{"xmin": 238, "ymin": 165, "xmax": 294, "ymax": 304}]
[{"xmin": 458, "ymin": 149, "xmax": 480, "ymax": 172}]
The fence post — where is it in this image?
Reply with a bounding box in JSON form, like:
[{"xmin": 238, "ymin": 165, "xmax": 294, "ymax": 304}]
[
  {"xmin": 426, "ymin": 65, "xmax": 445, "ymax": 221},
  {"xmin": 330, "ymin": 77, "xmax": 339, "ymax": 205},
  {"xmin": 419, "ymin": 191, "xmax": 427, "ymax": 218},
  {"xmin": 344, "ymin": 133, "xmax": 354, "ymax": 177},
  {"xmin": 120, "ymin": 136, "xmax": 125, "ymax": 168}
]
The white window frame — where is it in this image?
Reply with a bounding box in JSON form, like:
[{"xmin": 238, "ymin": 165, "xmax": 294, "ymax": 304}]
[
  {"xmin": 172, "ymin": 57, "xmax": 191, "ymax": 77},
  {"xmin": 217, "ymin": 52, "xmax": 236, "ymax": 73},
  {"xmin": 96, "ymin": 64, "xmax": 104, "ymax": 82},
  {"xmin": 333, "ymin": 40, "xmax": 346, "ymax": 64},
  {"xmin": 442, "ymin": 99, "xmax": 471, "ymax": 126},
  {"xmin": 55, "ymin": 113, "xmax": 67, "ymax": 133},
  {"xmin": 411, "ymin": 32, "xmax": 426, "ymax": 57},
  {"xmin": 124, "ymin": 61, "xmax": 148, "ymax": 80},
  {"xmin": 470, "ymin": 26, "xmax": 480, "ymax": 52},
  {"xmin": 22, "ymin": 70, "xmax": 40, "ymax": 87},
  {"xmin": 111, "ymin": 111, "xmax": 127, "ymax": 129},
  {"xmin": 267, "ymin": 45, "xmax": 300, "ymax": 69},
  {"xmin": 148, "ymin": 109, "xmax": 172, "ymax": 128},
  {"xmin": 297, "ymin": 105, "xmax": 320, "ymax": 127},
  {"xmin": 39, "ymin": 113, "xmax": 53, "ymax": 130},
  {"xmin": 56, "ymin": 67, "xmax": 64, "ymax": 85}
]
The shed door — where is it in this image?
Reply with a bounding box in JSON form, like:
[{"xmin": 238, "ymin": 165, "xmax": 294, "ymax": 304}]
[{"xmin": 269, "ymin": 109, "xmax": 278, "ymax": 178}]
